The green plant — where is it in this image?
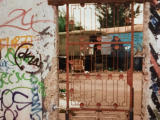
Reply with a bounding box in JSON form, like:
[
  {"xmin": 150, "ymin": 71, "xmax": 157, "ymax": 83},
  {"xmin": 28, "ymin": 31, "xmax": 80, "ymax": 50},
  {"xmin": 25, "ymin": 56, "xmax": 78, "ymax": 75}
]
[
  {"xmin": 59, "ymin": 89, "xmax": 66, "ymax": 92},
  {"xmin": 95, "ymin": 3, "xmax": 142, "ymax": 28},
  {"xmin": 59, "ymin": 8, "xmax": 84, "ymax": 32}
]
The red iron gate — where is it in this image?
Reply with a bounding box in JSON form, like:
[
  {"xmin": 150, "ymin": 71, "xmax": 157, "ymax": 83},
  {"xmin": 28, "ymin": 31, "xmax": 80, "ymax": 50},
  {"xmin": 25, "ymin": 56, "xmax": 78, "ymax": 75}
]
[{"xmin": 65, "ymin": 3, "xmax": 134, "ymax": 119}]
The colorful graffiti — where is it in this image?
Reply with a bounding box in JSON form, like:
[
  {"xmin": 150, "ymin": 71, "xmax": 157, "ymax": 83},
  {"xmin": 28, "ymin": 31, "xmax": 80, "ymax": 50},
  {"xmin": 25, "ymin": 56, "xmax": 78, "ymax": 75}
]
[
  {"xmin": 0, "ymin": 70, "xmax": 46, "ymax": 97},
  {"xmin": 147, "ymin": 0, "xmax": 160, "ymax": 119},
  {"xmin": 0, "ymin": 0, "xmax": 56, "ymax": 119},
  {"xmin": 0, "ymin": 36, "xmax": 38, "ymax": 49}
]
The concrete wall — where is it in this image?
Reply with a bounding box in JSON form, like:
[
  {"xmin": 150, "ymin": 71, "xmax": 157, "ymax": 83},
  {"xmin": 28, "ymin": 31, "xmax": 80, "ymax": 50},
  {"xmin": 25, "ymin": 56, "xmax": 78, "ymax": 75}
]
[
  {"xmin": 0, "ymin": 0, "xmax": 58, "ymax": 120},
  {"xmin": 142, "ymin": 1, "xmax": 160, "ymax": 119}
]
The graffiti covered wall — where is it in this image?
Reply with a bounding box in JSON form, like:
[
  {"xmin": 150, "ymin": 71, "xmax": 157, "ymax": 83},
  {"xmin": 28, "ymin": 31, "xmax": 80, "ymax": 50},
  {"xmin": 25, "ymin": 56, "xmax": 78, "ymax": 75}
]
[
  {"xmin": 0, "ymin": 0, "xmax": 58, "ymax": 120},
  {"xmin": 142, "ymin": 1, "xmax": 160, "ymax": 119}
]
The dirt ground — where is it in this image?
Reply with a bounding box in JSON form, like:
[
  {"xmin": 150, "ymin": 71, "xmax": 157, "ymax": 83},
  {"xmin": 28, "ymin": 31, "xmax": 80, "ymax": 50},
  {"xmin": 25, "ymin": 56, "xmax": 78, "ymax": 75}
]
[{"xmin": 59, "ymin": 71, "xmax": 142, "ymax": 119}]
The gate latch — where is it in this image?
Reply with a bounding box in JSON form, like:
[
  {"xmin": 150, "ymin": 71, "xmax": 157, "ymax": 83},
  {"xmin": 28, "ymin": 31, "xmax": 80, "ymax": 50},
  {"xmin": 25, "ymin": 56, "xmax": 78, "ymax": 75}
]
[{"xmin": 51, "ymin": 105, "xmax": 66, "ymax": 111}]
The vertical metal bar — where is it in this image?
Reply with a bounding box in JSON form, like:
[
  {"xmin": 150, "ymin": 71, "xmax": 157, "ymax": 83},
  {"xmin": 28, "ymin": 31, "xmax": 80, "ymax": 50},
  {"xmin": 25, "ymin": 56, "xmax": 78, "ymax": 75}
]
[
  {"xmin": 91, "ymin": 50, "xmax": 92, "ymax": 72},
  {"xmin": 130, "ymin": 2, "xmax": 134, "ymax": 109},
  {"xmin": 95, "ymin": 50, "xmax": 96, "ymax": 72},
  {"xmin": 102, "ymin": 51, "xmax": 103, "ymax": 71},
  {"xmin": 113, "ymin": 50, "xmax": 115, "ymax": 71},
  {"xmin": 127, "ymin": 47, "xmax": 128, "ymax": 70},
  {"xmin": 106, "ymin": 4, "xmax": 108, "ymax": 34},
  {"xmin": 65, "ymin": 111, "xmax": 69, "ymax": 120},
  {"xmin": 117, "ymin": 51, "xmax": 118, "ymax": 71},
  {"xmin": 124, "ymin": 50, "xmax": 126, "ymax": 71},
  {"xmin": 106, "ymin": 50, "xmax": 107, "ymax": 71},
  {"xmin": 66, "ymin": 4, "xmax": 69, "ymax": 110},
  {"xmin": 113, "ymin": 6, "xmax": 115, "ymax": 33}
]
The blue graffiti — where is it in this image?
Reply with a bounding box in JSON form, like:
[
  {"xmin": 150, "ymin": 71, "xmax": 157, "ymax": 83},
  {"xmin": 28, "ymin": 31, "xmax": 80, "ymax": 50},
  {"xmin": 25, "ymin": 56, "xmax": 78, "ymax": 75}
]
[
  {"xmin": 30, "ymin": 76, "xmax": 42, "ymax": 120},
  {"xmin": 0, "ymin": 59, "xmax": 14, "ymax": 72},
  {"xmin": 150, "ymin": 76, "xmax": 159, "ymax": 95}
]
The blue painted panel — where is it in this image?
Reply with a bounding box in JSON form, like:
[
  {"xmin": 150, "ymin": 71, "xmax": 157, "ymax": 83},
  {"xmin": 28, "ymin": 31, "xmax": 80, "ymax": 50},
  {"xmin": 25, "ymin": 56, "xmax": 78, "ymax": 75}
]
[{"xmin": 109, "ymin": 32, "xmax": 143, "ymax": 56}]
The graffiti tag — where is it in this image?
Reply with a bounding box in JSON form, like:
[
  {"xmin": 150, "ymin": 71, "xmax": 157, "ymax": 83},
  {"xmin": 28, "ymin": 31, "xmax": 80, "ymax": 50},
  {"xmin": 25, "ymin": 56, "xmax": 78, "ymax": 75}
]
[{"xmin": 15, "ymin": 43, "xmax": 43, "ymax": 74}]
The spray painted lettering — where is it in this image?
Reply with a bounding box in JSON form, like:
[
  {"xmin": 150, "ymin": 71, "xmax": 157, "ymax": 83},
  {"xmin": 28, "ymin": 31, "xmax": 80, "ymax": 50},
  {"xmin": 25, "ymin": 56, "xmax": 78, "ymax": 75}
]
[
  {"xmin": 15, "ymin": 43, "xmax": 43, "ymax": 74},
  {"xmin": 0, "ymin": 36, "xmax": 38, "ymax": 49},
  {"xmin": 0, "ymin": 71, "xmax": 46, "ymax": 97},
  {"xmin": 0, "ymin": 89, "xmax": 33, "ymax": 120},
  {"xmin": 0, "ymin": 8, "xmax": 55, "ymax": 33},
  {"xmin": 30, "ymin": 77, "xmax": 42, "ymax": 120},
  {"xmin": 5, "ymin": 47, "xmax": 32, "ymax": 66},
  {"xmin": 0, "ymin": 59, "xmax": 14, "ymax": 72}
]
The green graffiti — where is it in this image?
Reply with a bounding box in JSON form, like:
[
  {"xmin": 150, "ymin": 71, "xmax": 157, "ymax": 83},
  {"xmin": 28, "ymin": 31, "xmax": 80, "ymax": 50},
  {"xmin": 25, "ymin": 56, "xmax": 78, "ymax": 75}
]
[
  {"xmin": 5, "ymin": 87, "xmax": 35, "ymax": 95},
  {"xmin": 40, "ymin": 87, "xmax": 47, "ymax": 97},
  {"xmin": 15, "ymin": 72, "xmax": 30, "ymax": 83},
  {"xmin": 5, "ymin": 48, "xmax": 22, "ymax": 65},
  {"xmin": 3, "ymin": 48, "xmax": 47, "ymax": 97},
  {"xmin": 0, "ymin": 72, "xmax": 8, "ymax": 88},
  {"xmin": 38, "ymin": 82, "xmax": 47, "ymax": 97},
  {"xmin": 0, "ymin": 71, "xmax": 38, "ymax": 88},
  {"xmin": 5, "ymin": 48, "xmax": 31, "ymax": 65},
  {"xmin": 0, "ymin": 71, "xmax": 46, "ymax": 97},
  {"xmin": 30, "ymin": 75, "xmax": 38, "ymax": 84}
]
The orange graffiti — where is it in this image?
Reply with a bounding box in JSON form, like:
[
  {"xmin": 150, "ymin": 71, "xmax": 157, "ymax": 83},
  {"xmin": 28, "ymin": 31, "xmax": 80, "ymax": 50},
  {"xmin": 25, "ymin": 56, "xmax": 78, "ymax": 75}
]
[{"xmin": 0, "ymin": 35, "xmax": 38, "ymax": 49}]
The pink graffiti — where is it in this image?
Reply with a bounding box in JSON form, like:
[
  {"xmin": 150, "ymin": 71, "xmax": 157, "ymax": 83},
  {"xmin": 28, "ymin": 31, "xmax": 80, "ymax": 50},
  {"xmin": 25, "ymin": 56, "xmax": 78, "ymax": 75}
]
[{"xmin": 0, "ymin": 8, "xmax": 55, "ymax": 33}]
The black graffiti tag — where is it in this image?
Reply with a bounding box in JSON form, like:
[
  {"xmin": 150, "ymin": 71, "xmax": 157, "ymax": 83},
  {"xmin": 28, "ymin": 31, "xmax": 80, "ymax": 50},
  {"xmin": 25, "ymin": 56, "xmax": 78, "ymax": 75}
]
[{"xmin": 15, "ymin": 43, "xmax": 43, "ymax": 74}]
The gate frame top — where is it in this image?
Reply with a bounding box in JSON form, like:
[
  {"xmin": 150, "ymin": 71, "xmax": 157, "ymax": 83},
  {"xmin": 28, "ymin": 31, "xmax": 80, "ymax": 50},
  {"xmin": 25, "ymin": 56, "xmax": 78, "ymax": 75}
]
[{"xmin": 48, "ymin": 0, "xmax": 152, "ymax": 5}]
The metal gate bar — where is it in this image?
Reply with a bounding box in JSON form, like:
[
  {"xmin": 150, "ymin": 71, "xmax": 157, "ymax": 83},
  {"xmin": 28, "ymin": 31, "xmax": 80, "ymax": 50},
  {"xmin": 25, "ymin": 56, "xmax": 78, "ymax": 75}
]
[{"xmin": 65, "ymin": 2, "xmax": 134, "ymax": 118}]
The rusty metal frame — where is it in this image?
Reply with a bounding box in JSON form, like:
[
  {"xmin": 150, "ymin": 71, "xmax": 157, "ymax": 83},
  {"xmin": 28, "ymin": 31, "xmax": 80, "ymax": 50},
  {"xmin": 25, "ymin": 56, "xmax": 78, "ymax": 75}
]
[
  {"xmin": 65, "ymin": 2, "xmax": 134, "ymax": 114},
  {"xmin": 66, "ymin": 4, "xmax": 70, "ymax": 110},
  {"xmin": 48, "ymin": 0, "xmax": 152, "ymax": 6}
]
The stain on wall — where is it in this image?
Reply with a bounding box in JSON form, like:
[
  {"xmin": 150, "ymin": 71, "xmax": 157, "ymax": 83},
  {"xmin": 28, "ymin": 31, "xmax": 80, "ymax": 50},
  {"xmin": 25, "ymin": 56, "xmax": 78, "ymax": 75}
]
[{"xmin": 0, "ymin": 0, "xmax": 58, "ymax": 120}]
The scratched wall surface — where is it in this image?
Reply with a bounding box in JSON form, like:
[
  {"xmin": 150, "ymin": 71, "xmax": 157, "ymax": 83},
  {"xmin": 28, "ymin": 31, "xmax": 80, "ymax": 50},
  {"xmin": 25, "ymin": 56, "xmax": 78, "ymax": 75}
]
[
  {"xmin": 0, "ymin": 0, "xmax": 58, "ymax": 120},
  {"xmin": 142, "ymin": 1, "xmax": 160, "ymax": 120}
]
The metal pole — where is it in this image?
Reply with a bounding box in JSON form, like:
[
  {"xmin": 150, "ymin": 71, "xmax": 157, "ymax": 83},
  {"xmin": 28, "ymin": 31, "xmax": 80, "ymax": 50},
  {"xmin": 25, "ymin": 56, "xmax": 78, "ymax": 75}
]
[
  {"xmin": 68, "ymin": 42, "xmax": 132, "ymax": 45},
  {"xmin": 130, "ymin": 2, "xmax": 134, "ymax": 120},
  {"xmin": 66, "ymin": 3, "xmax": 69, "ymax": 111}
]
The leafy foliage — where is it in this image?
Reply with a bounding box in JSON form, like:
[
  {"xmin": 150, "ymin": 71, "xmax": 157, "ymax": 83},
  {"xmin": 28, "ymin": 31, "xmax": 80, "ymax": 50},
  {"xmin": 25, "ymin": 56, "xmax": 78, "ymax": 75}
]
[
  {"xmin": 95, "ymin": 3, "xmax": 142, "ymax": 28},
  {"xmin": 59, "ymin": 8, "xmax": 83, "ymax": 32}
]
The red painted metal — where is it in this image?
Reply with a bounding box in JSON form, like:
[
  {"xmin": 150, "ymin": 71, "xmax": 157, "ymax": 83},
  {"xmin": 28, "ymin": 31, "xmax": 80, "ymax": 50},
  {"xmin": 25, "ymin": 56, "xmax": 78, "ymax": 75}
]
[
  {"xmin": 68, "ymin": 42, "xmax": 132, "ymax": 45},
  {"xmin": 127, "ymin": 69, "xmax": 132, "ymax": 87},
  {"xmin": 65, "ymin": 3, "xmax": 134, "ymax": 118},
  {"xmin": 49, "ymin": 0, "xmax": 152, "ymax": 6},
  {"xmin": 66, "ymin": 4, "xmax": 69, "ymax": 109},
  {"xmin": 130, "ymin": 3, "xmax": 134, "ymax": 109},
  {"xmin": 69, "ymin": 108, "xmax": 129, "ymax": 112}
]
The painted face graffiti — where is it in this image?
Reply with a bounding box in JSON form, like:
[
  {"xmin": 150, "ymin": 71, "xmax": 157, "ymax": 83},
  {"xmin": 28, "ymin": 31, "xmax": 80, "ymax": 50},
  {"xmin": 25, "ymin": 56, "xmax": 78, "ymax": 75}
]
[{"xmin": 15, "ymin": 43, "xmax": 43, "ymax": 74}]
